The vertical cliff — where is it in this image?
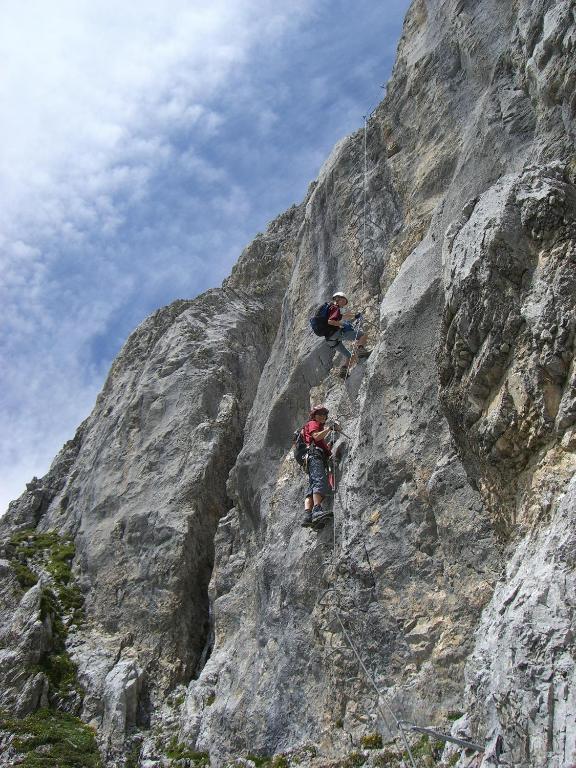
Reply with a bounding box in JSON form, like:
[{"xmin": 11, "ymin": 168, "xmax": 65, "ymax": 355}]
[{"xmin": 1, "ymin": 1, "xmax": 575, "ymax": 767}]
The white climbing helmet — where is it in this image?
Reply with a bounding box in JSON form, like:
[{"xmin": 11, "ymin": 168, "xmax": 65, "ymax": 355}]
[{"xmin": 332, "ymin": 291, "xmax": 348, "ymax": 304}]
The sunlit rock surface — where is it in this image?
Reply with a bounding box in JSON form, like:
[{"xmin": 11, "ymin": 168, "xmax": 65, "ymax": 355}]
[{"xmin": 1, "ymin": 1, "xmax": 575, "ymax": 766}]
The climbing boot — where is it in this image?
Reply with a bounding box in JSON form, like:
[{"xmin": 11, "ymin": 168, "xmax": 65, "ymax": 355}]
[
  {"xmin": 336, "ymin": 365, "xmax": 349, "ymax": 379},
  {"xmin": 300, "ymin": 509, "xmax": 313, "ymax": 527},
  {"xmin": 311, "ymin": 506, "xmax": 333, "ymax": 530},
  {"xmin": 357, "ymin": 347, "xmax": 371, "ymax": 359}
]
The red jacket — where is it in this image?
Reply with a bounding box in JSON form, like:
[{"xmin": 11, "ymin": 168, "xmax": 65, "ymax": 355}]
[
  {"xmin": 303, "ymin": 419, "xmax": 332, "ymax": 456},
  {"xmin": 327, "ymin": 303, "xmax": 342, "ymax": 326}
]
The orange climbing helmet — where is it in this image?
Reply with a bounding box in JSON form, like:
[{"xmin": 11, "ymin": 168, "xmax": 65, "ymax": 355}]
[{"xmin": 309, "ymin": 404, "xmax": 329, "ymax": 419}]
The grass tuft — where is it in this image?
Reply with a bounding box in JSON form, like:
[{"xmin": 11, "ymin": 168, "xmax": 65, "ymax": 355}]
[
  {"xmin": 0, "ymin": 708, "xmax": 102, "ymax": 767},
  {"xmin": 361, "ymin": 733, "xmax": 383, "ymax": 750},
  {"xmin": 343, "ymin": 751, "xmax": 366, "ymax": 768},
  {"xmin": 166, "ymin": 737, "xmax": 209, "ymax": 765},
  {"xmin": 10, "ymin": 561, "xmax": 38, "ymax": 589}
]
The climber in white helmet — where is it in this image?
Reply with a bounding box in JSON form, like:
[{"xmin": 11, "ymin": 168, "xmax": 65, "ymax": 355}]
[{"xmin": 326, "ymin": 291, "xmax": 370, "ymax": 378}]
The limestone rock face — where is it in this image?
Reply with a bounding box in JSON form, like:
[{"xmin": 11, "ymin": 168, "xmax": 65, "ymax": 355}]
[{"xmin": 1, "ymin": 1, "xmax": 575, "ymax": 767}]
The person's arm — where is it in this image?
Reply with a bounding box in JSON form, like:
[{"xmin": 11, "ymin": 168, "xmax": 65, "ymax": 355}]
[
  {"xmin": 328, "ymin": 311, "xmax": 356, "ymax": 327},
  {"xmin": 311, "ymin": 422, "xmax": 341, "ymax": 441}
]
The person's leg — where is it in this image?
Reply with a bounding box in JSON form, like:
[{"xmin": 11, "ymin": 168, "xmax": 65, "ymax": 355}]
[
  {"xmin": 356, "ymin": 333, "xmax": 371, "ymax": 358},
  {"xmin": 328, "ymin": 329, "xmax": 352, "ymax": 376},
  {"xmin": 341, "ymin": 327, "xmax": 360, "ymax": 368},
  {"xmin": 309, "ymin": 454, "xmax": 333, "ymax": 528},
  {"xmin": 301, "ymin": 483, "xmax": 314, "ymax": 527},
  {"xmin": 336, "ymin": 341, "xmax": 352, "ymax": 377},
  {"xmin": 342, "ymin": 327, "xmax": 370, "ymax": 365},
  {"xmin": 308, "ymin": 455, "xmax": 329, "ymax": 507}
]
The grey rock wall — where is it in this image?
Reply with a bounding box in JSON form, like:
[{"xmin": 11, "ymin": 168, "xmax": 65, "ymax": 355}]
[{"xmin": 1, "ymin": 1, "xmax": 575, "ymax": 767}]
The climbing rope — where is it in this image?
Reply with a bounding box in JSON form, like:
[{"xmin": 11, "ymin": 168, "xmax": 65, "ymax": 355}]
[
  {"xmin": 318, "ymin": 588, "xmax": 419, "ymax": 768},
  {"xmin": 319, "ymin": 587, "xmax": 489, "ymax": 765},
  {"xmin": 316, "ymin": 425, "xmax": 489, "ymax": 763},
  {"xmin": 308, "ymin": 104, "xmax": 490, "ymax": 766},
  {"xmin": 398, "ymin": 723, "xmax": 485, "ymax": 755},
  {"xmin": 341, "ymin": 314, "xmax": 365, "ymax": 381}
]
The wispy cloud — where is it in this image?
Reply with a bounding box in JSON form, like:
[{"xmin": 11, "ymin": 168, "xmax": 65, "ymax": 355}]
[{"xmin": 0, "ymin": 0, "xmax": 410, "ymax": 512}]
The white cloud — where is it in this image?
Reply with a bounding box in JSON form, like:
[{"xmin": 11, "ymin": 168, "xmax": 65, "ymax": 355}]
[
  {"xmin": 0, "ymin": 0, "xmax": 314, "ymax": 245},
  {"xmin": 0, "ymin": 0, "xmax": 412, "ymax": 515},
  {"xmin": 0, "ymin": 0, "xmax": 319, "ymax": 514}
]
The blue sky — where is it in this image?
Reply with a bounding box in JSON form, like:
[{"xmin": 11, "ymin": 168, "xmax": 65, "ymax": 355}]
[{"xmin": 0, "ymin": 0, "xmax": 411, "ymax": 513}]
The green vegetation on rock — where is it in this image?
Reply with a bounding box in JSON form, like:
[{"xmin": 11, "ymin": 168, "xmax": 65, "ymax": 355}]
[
  {"xmin": 402, "ymin": 735, "xmax": 444, "ymax": 766},
  {"xmin": 10, "ymin": 560, "xmax": 39, "ymax": 589},
  {"xmin": 342, "ymin": 751, "xmax": 366, "ymax": 768},
  {"xmin": 0, "ymin": 708, "xmax": 102, "ymax": 767},
  {"xmin": 125, "ymin": 739, "xmax": 143, "ymax": 768},
  {"xmin": 245, "ymin": 754, "xmax": 271, "ymax": 768},
  {"xmin": 5, "ymin": 528, "xmax": 86, "ymax": 728},
  {"xmin": 166, "ymin": 737, "xmax": 209, "ymax": 765},
  {"xmin": 8, "ymin": 528, "xmax": 84, "ymax": 626},
  {"xmin": 371, "ymin": 750, "xmax": 405, "ymax": 767},
  {"xmin": 361, "ymin": 733, "xmax": 383, "ymax": 749}
]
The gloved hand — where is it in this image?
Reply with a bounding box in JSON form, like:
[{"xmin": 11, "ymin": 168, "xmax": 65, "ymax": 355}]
[{"xmin": 354, "ymin": 312, "xmax": 362, "ymax": 320}]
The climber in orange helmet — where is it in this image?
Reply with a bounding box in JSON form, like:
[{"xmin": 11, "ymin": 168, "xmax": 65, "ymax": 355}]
[{"xmin": 301, "ymin": 404, "xmax": 340, "ymax": 530}]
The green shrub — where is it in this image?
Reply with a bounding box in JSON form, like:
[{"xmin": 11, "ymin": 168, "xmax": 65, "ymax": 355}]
[
  {"xmin": 57, "ymin": 583, "xmax": 85, "ymax": 618},
  {"xmin": 45, "ymin": 557, "xmax": 72, "ymax": 585},
  {"xmin": 246, "ymin": 754, "xmax": 271, "ymax": 768},
  {"xmin": 361, "ymin": 733, "xmax": 383, "ymax": 750},
  {"xmin": 0, "ymin": 708, "xmax": 102, "ymax": 767},
  {"xmin": 343, "ymin": 751, "xmax": 366, "ymax": 768},
  {"xmin": 403, "ymin": 735, "xmax": 444, "ymax": 763},
  {"xmin": 39, "ymin": 653, "xmax": 79, "ymax": 694},
  {"xmin": 10, "ymin": 530, "xmax": 60, "ymax": 554},
  {"xmin": 2, "ymin": 531, "xmax": 93, "ymax": 764},
  {"xmin": 8, "ymin": 529, "xmax": 84, "ymax": 627},
  {"xmin": 125, "ymin": 739, "xmax": 142, "ymax": 768},
  {"xmin": 40, "ymin": 588, "xmax": 67, "ymax": 648},
  {"xmin": 166, "ymin": 737, "xmax": 209, "ymax": 765},
  {"xmin": 371, "ymin": 750, "xmax": 402, "ymax": 767},
  {"xmin": 11, "ymin": 560, "xmax": 38, "ymax": 589}
]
